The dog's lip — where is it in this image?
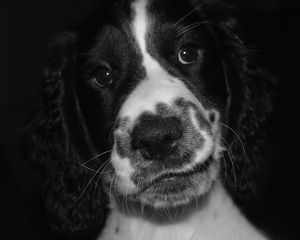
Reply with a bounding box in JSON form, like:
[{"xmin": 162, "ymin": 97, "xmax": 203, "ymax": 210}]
[{"xmin": 140, "ymin": 156, "xmax": 214, "ymax": 192}]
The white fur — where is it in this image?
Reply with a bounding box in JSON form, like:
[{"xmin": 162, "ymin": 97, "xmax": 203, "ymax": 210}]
[
  {"xmin": 111, "ymin": 145, "xmax": 137, "ymax": 194},
  {"xmin": 98, "ymin": 182, "xmax": 268, "ymax": 240}
]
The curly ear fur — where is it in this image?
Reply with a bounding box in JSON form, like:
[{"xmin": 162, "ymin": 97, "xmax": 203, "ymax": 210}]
[
  {"xmin": 27, "ymin": 32, "xmax": 108, "ymax": 239},
  {"xmin": 204, "ymin": 1, "xmax": 275, "ymax": 204},
  {"xmin": 224, "ymin": 65, "xmax": 275, "ymax": 204}
]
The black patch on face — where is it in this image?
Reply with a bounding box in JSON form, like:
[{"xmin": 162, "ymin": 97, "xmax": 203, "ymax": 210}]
[
  {"xmin": 146, "ymin": 0, "xmax": 228, "ymax": 111},
  {"xmin": 75, "ymin": 0, "xmax": 149, "ymax": 150}
]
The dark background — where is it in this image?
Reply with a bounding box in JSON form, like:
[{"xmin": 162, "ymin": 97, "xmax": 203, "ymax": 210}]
[{"xmin": 1, "ymin": 0, "xmax": 300, "ymax": 239}]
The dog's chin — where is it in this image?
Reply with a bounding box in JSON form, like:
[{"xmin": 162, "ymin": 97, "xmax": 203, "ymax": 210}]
[
  {"xmin": 112, "ymin": 163, "xmax": 217, "ymax": 210},
  {"xmin": 139, "ymin": 172, "xmax": 215, "ymax": 208}
]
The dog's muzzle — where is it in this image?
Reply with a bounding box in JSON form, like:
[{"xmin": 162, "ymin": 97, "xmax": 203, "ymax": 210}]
[
  {"xmin": 107, "ymin": 97, "xmax": 222, "ymax": 208},
  {"xmin": 107, "ymin": 72, "xmax": 222, "ymax": 207}
]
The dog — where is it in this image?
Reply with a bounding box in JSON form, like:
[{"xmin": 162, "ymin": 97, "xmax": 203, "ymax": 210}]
[{"xmin": 27, "ymin": 0, "xmax": 275, "ymax": 239}]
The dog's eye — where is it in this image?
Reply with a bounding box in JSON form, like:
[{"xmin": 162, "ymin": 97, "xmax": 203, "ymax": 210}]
[
  {"xmin": 92, "ymin": 66, "xmax": 113, "ymax": 88},
  {"xmin": 177, "ymin": 47, "xmax": 200, "ymax": 65}
]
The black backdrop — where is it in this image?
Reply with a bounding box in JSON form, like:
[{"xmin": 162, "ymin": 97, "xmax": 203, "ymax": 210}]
[{"xmin": 1, "ymin": 0, "xmax": 300, "ymax": 239}]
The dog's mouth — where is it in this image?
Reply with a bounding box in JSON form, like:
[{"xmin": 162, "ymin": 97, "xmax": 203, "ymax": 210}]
[
  {"xmin": 109, "ymin": 141, "xmax": 220, "ymax": 208},
  {"xmin": 111, "ymin": 155, "xmax": 217, "ymax": 208},
  {"xmin": 139, "ymin": 156, "xmax": 214, "ymax": 193}
]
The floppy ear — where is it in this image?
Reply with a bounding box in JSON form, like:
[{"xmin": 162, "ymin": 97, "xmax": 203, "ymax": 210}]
[
  {"xmin": 223, "ymin": 62, "xmax": 275, "ymax": 204},
  {"xmin": 207, "ymin": 5, "xmax": 275, "ymax": 204},
  {"xmin": 26, "ymin": 32, "xmax": 108, "ymax": 238},
  {"xmin": 202, "ymin": 0, "xmax": 276, "ymax": 204}
]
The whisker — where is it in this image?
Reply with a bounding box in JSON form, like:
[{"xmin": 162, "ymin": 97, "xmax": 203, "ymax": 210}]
[
  {"xmin": 81, "ymin": 150, "xmax": 112, "ymax": 167},
  {"xmin": 125, "ymin": 193, "xmax": 131, "ymax": 216},
  {"xmin": 178, "ymin": 21, "xmax": 208, "ymax": 35},
  {"xmin": 220, "ymin": 138, "xmax": 237, "ymax": 191},
  {"xmin": 93, "ymin": 157, "xmax": 112, "ymax": 173},
  {"xmin": 219, "ymin": 122, "xmax": 246, "ymax": 157},
  {"xmin": 97, "ymin": 159, "xmax": 113, "ymax": 180},
  {"xmin": 181, "ymin": 194, "xmax": 188, "ymax": 216},
  {"xmin": 165, "ymin": 206, "xmax": 174, "ymax": 222},
  {"xmin": 109, "ymin": 174, "xmax": 116, "ymax": 199},
  {"xmin": 177, "ymin": 21, "xmax": 244, "ymax": 47},
  {"xmin": 174, "ymin": 1, "xmax": 207, "ymax": 27},
  {"xmin": 74, "ymin": 165, "xmax": 102, "ymax": 203},
  {"xmin": 221, "ymin": 151, "xmax": 228, "ymax": 181},
  {"xmin": 93, "ymin": 158, "xmax": 112, "ymax": 196},
  {"xmin": 219, "ymin": 135, "xmax": 235, "ymax": 164},
  {"xmin": 227, "ymin": 150, "xmax": 237, "ymax": 192},
  {"xmin": 75, "ymin": 158, "xmax": 112, "ymax": 203},
  {"xmin": 155, "ymin": 207, "xmax": 164, "ymax": 219},
  {"xmin": 71, "ymin": 160, "xmax": 98, "ymax": 173},
  {"xmin": 105, "ymin": 120, "xmax": 116, "ymax": 128},
  {"xmin": 174, "ymin": 205, "xmax": 179, "ymax": 219},
  {"xmin": 93, "ymin": 171, "xmax": 102, "ymax": 198},
  {"xmin": 190, "ymin": 188, "xmax": 199, "ymax": 210}
]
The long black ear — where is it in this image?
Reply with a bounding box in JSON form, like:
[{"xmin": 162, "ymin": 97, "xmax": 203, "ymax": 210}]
[
  {"xmin": 223, "ymin": 61, "xmax": 275, "ymax": 204},
  {"xmin": 26, "ymin": 32, "xmax": 108, "ymax": 239},
  {"xmin": 204, "ymin": 0, "xmax": 276, "ymax": 203}
]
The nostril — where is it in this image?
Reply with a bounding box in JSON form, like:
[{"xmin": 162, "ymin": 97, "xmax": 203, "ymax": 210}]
[
  {"xmin": 162, "ymin": 120, "xmax": 182, "ymax": 141},
  {"xmin": 131, "ymin": 115, "xmax": 182, "ymax": 159}
]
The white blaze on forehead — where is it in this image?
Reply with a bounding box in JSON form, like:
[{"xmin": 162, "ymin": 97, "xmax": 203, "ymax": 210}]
[
  {"xmin": 132, "ymin": 0, "xmax": 148, "ymax": 56},
  {"xmin": 118, "ymin": 0, "xmax": 204, "ymax": 123}
]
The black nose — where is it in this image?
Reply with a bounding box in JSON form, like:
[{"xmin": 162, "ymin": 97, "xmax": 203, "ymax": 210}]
[{"xmin": 131, "ymin": 115, "xmax": 182, "ymax": 159}]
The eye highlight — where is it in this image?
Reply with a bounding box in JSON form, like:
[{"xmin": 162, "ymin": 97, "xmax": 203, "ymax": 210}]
[
  {"xmin": 92, "ymin": 65, "xmax": 113, "ymax": 88},
  {"xmin": 177, "ymin": 47, "xmax": 201, "ymax": 65}
]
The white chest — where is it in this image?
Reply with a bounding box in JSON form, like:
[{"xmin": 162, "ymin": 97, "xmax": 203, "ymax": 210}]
[{"xmin": 98, "ymin": 186, "xmax": 268, "ymax": 240}]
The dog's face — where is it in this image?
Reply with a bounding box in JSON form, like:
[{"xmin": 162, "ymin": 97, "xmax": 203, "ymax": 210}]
[
  {"xmin": 78, "ymin": 0, "xmax": 230, "ymax": 208},
  {"xmin": 30, "ymin": 0, "xmax": 273, "ymax": 234}
]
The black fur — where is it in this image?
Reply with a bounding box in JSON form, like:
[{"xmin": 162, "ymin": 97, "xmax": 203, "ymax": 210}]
[{"xmin": 26, "ymin": 0, "xmax": 275, "ymax": 238}]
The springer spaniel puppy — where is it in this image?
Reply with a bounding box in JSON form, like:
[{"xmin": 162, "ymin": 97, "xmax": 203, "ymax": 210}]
[{"xmin": 27, "ymin": 0, "xmax": 274, "ymax": 239}]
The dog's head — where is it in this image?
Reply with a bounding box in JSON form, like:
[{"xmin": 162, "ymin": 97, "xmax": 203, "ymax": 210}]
[
  {"xmin": 99, "ymin": 0, "xmax": 228, "ymax": 208},
  {"xmin": 27, "ymin": 0, "xmax": 274, "ymax": 237}
]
